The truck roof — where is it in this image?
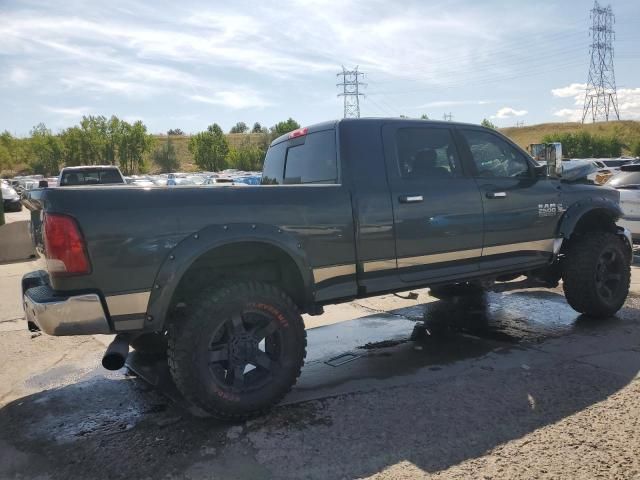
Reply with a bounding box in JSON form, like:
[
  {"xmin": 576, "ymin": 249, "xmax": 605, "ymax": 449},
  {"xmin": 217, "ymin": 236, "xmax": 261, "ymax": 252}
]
[{"xmin": 270, "ymin": 118, "xmax": 489, "ymax": 146}]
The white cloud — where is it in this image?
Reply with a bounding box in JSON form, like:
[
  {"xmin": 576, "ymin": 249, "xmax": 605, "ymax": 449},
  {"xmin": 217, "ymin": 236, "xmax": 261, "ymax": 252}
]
[
  {"xmin": 551, "ymin": 83, "xmax": 587, "ymax": 98},
  {"xmin": 42, "ymin": 106, "xmax": 91, "ymax": 117},
  {"xmin": 188, "ymin": 91, "xmax": 272, "ymax": 109},
  {"xmin": 491, "ymin": 107, "xmax": 527, "ymax": 119},
  {"xmin": 417, "ymin": 100, "xmax": 492, "ymax": 108},
  {"xmin": 551, "ymin": 83, "xmax": 640, "ymax": 121}
]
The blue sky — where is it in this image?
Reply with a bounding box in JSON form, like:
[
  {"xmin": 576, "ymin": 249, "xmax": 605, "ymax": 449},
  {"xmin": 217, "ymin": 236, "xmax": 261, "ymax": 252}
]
[{"xmin": 1, "ymin": 0, "xmax": 639, "ymax": 136}]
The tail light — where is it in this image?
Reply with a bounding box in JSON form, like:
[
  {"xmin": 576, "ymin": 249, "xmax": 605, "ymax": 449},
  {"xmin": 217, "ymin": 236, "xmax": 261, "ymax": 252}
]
[{"xmin": 43, "ymin": 213, "xmax": 91, "ymax": 276}]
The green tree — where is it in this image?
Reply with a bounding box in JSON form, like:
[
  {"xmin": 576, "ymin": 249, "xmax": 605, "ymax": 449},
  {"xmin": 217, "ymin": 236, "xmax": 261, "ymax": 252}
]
[
  {"xmin": 226, "ymin": 138, "xmax": 265, "ymax": 171},
  {"xmin": 271, "ymin": 118, "xmax": 300, "ymax": 139},
  {"xmin": 631, "ymin": 140, "xmax": 640, "ymax": 158},
  {"xmin": 251, "ymin": 122, "xmax": 264, "ymax": 133},
  {"xmin": 167, "ymin": 128, "xmax": 184, "ymax": 136},
  {"xmin": 230, "ymin": 122, "xmax": 248, "ymax": 134},
  {"xmin": 153, "ymin": 136, "xmax": 179, "ymax": 173},
  {"xmin": 420, "ymin": 114, "xmax": 429, "ymax": 120},
  {"xmin": 117, "ymin": 120, "xmax": 154, "ymax": 175},
  {"xmin": 188, "ymin": 123, "xmax": 229, "ymax": 171},
  {"xmin": 28, "ymin": 123, "xmax": 63, "ymax": 175},
  {"xmin": 481, "ymin": 118, "xmax": 497, "ymax": 129}
]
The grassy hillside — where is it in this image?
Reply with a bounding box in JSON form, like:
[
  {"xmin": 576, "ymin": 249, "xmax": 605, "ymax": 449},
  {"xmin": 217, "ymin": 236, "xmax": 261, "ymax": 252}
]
[
  {"xmin": 154, "ymin": 133, "xmax": 266, "ymax": 172},
  {"xmin": 500, "ymin": 120, "xmax": 640, "ymax": 154}
]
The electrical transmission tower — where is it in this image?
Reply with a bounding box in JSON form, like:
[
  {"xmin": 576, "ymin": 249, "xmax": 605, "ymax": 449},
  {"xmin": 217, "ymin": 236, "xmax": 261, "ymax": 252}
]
[
  {"xmin": 582, "ymin": 1, "xmax": 620, "ymax": 123},
  {"xmin": 443, "ymin": 112, "xmax": 453, "ymax": 122},
  {"xmin": 337, "ymin": 66, "xmax": 366, "ymax": 118}
]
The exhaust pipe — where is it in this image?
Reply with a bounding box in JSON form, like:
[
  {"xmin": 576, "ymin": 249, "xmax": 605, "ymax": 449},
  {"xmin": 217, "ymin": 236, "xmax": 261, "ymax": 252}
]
[{"xmin": 102, "ymin": 334, "xmax": 130, "ymax": 370}]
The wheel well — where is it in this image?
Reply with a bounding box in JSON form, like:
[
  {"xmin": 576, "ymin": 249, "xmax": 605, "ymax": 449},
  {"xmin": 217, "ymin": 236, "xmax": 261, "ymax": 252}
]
[
  {"xmin": 562, "ymin": 208, "xmax": 618, "ymax": 253},
  {"xmin": 570, "ymin": 208, "xmax": 618, "ymax": 237},
  {"xmin": 170, "ymin": 242, "xmax": 307, "ymax": 312}
]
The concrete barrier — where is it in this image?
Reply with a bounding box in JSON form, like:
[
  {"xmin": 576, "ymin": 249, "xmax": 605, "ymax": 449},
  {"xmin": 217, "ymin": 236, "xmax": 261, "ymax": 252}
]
[{"xmin": 0, "ymin": 220, "xmax": 35, "ymax": 263}]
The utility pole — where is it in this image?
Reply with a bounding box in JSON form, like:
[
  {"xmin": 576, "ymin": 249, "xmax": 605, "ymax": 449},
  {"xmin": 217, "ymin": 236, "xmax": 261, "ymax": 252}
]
[
  {"xmin": 443, "ymin": 112, "xmax": 453, "ymax": 122},
  {"xmin": 516, "ymin": 121, "xmax": 525, "ymax": 128},
  {"xmin": 582, "ymin": 0, "xmax": 620, "ymax": 123},
  {"xmin": 337, "ymin": 66, "xmax": 366, "ymax": 118}
]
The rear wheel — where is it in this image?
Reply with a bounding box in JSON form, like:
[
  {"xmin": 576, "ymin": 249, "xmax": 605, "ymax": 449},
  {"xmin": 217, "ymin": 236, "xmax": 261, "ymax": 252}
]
[
  {"xmin": 168, "ymin": 282, "xmax": 306, "ymax": 420},
  {"xmin": 562, "ymin": 232, "xmax": 630, "ymax": 318}
]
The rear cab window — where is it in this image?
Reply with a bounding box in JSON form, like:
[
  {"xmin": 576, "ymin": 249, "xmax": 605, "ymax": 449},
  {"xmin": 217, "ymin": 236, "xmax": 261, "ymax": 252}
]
[
  {"xmin": 261, "ymin": 129, "xmax": 338, "ymax": 185},
  {"xmin": 60, "ymin": 168, "xmax": 124, "ymax": 186}
]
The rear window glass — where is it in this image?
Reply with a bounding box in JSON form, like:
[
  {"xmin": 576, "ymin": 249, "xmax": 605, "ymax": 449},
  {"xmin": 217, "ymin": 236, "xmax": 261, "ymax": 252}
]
[
  {"xmin": 284, "ymin": 130, "xmax": 337, "ymax": 184},
  {"xmin": 261, "ymin": 130, "xmax": 337, "ymax": 185},
  {"xmin": 60, "ymin": 169, "xmax": 123, "ymax": 186}
]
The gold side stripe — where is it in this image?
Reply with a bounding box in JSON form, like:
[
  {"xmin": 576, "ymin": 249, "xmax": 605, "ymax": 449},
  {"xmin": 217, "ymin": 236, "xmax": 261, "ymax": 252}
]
[
  {"xmin": 106, "ymin": 291, "xmax": 151, "ymax": 316},
  {"xmin": 362, "ymin": 259, "xmax": 397, "ymax": 273},
  {"xmin": 482, "ymin": 238, "xmax": 555, "ymax": 256},
  {"xmin": 312, "ymin": 264, "xmax": 356, "ymax": 283},
  {"xmin": 398, "ymin": 248, "xmax": 482, "ymax": 269},
  {"xmin": 362, "ymin": 238, "xmax": 556, "ymax": 273}
]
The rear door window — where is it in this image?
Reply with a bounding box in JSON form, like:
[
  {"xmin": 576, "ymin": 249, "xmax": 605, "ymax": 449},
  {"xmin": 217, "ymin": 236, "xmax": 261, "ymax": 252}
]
[
  {"xmin": 394, "ymin": 127, "xmax": 462, "ymax": 179},
  {"xmin": 284, "ymin": 130, "xmax": 337, "ymax": 184}
]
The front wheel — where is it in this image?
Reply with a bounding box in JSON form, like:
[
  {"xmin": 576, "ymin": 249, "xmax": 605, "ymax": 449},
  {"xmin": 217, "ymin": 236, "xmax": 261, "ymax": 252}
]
[
  {"xmin": 168, "ymin": 282, "xmax": 306, "ymax": 420},
  {"xmin": 562, "ymin": 232, "xmax": 630, "ymax": 318}
]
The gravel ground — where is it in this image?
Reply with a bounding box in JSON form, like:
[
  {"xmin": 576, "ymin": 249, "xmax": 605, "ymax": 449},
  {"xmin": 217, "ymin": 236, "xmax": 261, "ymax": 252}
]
[{"xmin": 1, "ymin": 259, "xmax": 640, "ymax": 479}]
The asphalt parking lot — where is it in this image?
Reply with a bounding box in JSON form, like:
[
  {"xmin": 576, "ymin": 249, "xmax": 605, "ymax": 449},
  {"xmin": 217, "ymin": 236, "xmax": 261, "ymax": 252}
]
[{"xmin": 2, "ymin": 209, "xmax": 640, "ymax": 479}]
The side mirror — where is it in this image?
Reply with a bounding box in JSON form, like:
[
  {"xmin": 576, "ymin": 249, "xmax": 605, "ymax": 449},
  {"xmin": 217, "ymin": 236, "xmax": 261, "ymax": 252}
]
[{"xmin": 545, "ymin": 143, "xmax": 563, "ymax": 178}]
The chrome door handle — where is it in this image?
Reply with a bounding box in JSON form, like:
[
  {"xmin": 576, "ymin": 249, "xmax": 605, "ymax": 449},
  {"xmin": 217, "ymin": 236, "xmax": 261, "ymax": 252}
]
[
  {"xmin": 399, "ymin": 195, "xmax": 424, "ymax": 203},
  {"xmin": 486, "ymin": 191, "xmax": 507, "ymax": 199}
]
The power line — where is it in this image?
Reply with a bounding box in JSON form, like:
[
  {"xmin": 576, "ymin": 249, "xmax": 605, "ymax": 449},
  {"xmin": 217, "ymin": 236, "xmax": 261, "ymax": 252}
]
[
  {"xmin": 337, "ymin": 66, "xmax": 366, "ymax": 118},
  {"xmin": 582, "ymin": 0, "xmax": 620, "ymax": 123}
]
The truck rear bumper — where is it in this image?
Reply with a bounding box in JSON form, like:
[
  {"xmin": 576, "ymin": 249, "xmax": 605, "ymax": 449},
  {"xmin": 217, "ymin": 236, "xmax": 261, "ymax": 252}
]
[{"xmin": 22, "ymin": 271, "xmax": 111, "ymax": 336}]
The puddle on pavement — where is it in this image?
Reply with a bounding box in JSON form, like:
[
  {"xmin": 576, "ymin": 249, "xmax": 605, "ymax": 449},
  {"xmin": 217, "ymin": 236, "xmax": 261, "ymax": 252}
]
[{"xmin": 286, "ymin": 289, "xmax": 587, "ymax": 402}]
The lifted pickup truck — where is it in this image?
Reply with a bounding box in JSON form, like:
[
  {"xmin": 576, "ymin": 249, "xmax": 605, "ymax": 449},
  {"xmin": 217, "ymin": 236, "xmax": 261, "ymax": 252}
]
[{"xmin": 22, "ymin": 119, "xmax": 632, "ymax": 419}]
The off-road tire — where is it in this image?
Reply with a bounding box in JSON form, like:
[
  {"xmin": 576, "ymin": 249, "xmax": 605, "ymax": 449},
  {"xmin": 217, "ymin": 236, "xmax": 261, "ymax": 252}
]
[
  {"xmin": 130, "ymin": 333, "xmax": 168, "ymax": 356},
  {"xmin": 562, "ymin": 231, "xmax": 630, "ymax": 318},
  {"xmin": 168, "ymin": 282, "xmax": 306, "ymax": 420}
]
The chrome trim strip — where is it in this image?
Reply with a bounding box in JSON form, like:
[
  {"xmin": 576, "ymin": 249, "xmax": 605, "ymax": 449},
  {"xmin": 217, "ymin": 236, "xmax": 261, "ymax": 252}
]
[
  {"xmin": 482, "ymin": 239, "xmax": 555, "ymax": 256},
  {"xmin": 362, "ymin": 258, "xmax": 397, "ymax": 273},
  {"xmin": 23, "ymin": 292, "xmax": 110, "ymax": 336},
  {"xmin": 105, "ymin": 291, "xmax": 151, "ymax": 316},
  {"xmin": 113, "ymin": 318, "xmax": 145, "ymax": 331},
  {"xmin": 362, "ymin": 238, "xmax": 557, "ymax": 273},
  {"xmin": 312, "ymin": 264, "xmax": 356, "ymax": 283},
  {"xmin": 398, "ymin": 248, "xmax": 482, "ymax": 268}
]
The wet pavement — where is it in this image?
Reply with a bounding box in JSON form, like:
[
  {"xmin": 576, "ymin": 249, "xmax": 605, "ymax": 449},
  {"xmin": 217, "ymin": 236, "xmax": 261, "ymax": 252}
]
[{"xmin": 1, "ymin": 277, "xmax": 640, "ymax": 478}]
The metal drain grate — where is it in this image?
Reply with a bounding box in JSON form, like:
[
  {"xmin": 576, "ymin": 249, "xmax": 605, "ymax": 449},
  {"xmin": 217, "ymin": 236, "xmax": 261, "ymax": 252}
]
[{"xmin": 324, "ymin": 352, "xmax": 362, "ymax": 367}]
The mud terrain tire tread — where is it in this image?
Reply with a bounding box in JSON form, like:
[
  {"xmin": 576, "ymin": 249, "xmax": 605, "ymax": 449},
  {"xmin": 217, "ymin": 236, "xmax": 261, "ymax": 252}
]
[
  {"xmin": 562, "ymin": 231, "xmax": 630, "ymax": 318},
  {"xmin": 168, "ymin": 281, "xmax": 306, "ymax": 421}
]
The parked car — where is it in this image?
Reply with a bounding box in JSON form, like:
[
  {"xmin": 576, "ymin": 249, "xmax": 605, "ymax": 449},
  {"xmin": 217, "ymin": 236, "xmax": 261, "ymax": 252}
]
[
  {"xmin": 607, "ymin": 164, "xmax": 640, "ymax": 243},
  {"xmin": 22, "ymin": 118, "xmax": 633, "ymax": 420},
  {"xmin": 58, "ymin": 165, "xmax": 126, "ymax": 186},
  {"xmin": 1, "ymin": 183, "xmax": 22, "ymax": 212}
]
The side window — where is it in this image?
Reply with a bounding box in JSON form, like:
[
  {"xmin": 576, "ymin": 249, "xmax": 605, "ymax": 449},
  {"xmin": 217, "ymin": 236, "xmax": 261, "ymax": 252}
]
[
  {"xmin": 284, "ymin": 130, "xmax": 337, "ymax": 184},
  {"xmin": 261, "ymin": 142, "xmax": 287, "ymax": 185},
  {"xmin": 395, "ymin": 128, "xmax": 461, "ymax": 180},
  {"xmin": 461, "ymin": 129, "xmax": 531, "ymax": 178}
]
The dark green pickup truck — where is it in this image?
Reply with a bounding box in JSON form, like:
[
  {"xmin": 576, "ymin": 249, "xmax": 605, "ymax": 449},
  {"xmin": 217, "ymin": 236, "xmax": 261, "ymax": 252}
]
[{"xmin": 22, "ymin": 118, "xmax": 632, "ymax": 419}]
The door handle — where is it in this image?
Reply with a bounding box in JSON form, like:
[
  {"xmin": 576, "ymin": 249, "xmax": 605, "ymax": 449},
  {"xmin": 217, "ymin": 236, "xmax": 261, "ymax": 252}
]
[
  {"xmin": 399, "ymin": 195, "xmax": 424, "ymax": 203},
  {"xmin": 486, "ymin": 191, "xmax": 507, "ymax": 199}
]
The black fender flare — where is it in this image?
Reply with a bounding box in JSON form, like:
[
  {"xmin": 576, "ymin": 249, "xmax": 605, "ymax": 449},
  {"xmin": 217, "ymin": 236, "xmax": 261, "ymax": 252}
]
[
  {"xmin": 144, "ymin": 222, "xmax": 313, "ymax": 331},
  {"xmin": 556, "ymin": 197, "xmax": 623, "ymax": 240}
]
